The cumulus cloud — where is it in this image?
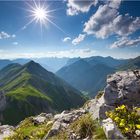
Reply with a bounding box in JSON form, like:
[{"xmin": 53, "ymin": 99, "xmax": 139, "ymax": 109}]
[
  {"xmin": 72, "ymin": 34, "xmax": 86, "ymax": 45},
  {"xmin": 0, "ymin": 49, "xmax": 96, "ymax": 59},
  {"xmin": 62, "ymin": 37, "xmax": 71, "ymax": 42},
  {"xmin": 67, "ymin": 0, "xmax": 98, "ymax": 16},
  {"xmin": 110, "ymin": 37, "xmax": 140, "ymax": 48},
  {"xmin": 84, "ymin": 5, "xmax": 118, "ymax": 38},
  {"xmin": 0, "ymin": 31, "xmax": 16, "ymax": 39},
  {"xmin": 113, "ymin": 14, "xmax": 140, "ymax": 36},
  {"xmin": 83, "ymin": 1, "xmax": 140, "ymax": 39}
]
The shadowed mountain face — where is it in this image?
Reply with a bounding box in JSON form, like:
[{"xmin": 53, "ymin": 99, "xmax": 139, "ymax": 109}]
[
  {"xmin": 0, "ymin": 61, "xmax": 86, "ymax": 125},
  {"xmin": 56, "ymin": 59, "xmax": 116, "ymax": 97},
  {"xmin": 0, "ymin": 60, "xmax": 12, "ymax": 70}
]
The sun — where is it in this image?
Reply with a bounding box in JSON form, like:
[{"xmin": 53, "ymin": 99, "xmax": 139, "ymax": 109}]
[
  {"xmin": 24, "ymin": 1, "xmax": 66, "ymax": 34},
  {"xmin": 33, "ymin": 7, "xmax": 47, "ymax": 22},
  {"xmin": 27, "ymin": 2, "xmax": 50, "ymax": 26}
]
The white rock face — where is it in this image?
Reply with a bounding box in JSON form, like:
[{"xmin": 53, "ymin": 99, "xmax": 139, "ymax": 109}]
[
  {"xmin": 0, "ymin": 125, "xmax": 14, "ymax": 139},
  {"xmin": 88, "ymin": 96, "xmax": 114, "ymax": 120},
  {"xmin": 87, "ymin": 70, "xmax": 140, "ymax": 140},
  {"xmin": 32, "ymin": 113, "xmax": 53, "ymax": 125},
  {"xmin": 102, "ymin": 118, "xmax": 124, "ymax": 139},
  {"xmin": 104, "ymin": 70, "xmax": 140, "ymax": 106},
  {"xmin": 33, "ymin": 116, "xmax": 46, "ymax": 124},
  {"xmin": 45, "ymin": 108, "xmax": 86, "ymax": 139},
  {"xmin": 88, "ymin": 70, "xmax": 140, "ymax": 120}
]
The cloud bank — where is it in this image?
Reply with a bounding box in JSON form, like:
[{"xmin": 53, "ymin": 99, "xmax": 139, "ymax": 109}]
[
  {"xmin": 110, "ymin": 37, "xmax": 140, "ymax": 48},
  {"xmin": 0, "ymin": 49, "xmax": 96, "ymax": 59}
]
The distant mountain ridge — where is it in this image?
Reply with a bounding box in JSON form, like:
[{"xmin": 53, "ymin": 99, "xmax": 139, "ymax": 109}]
[
  {"xmin": 65, "ymin": 56, "xmax": 128, "ymax": 68},
  {"xmin": 0, "ymin": 56, "xmax": 129, "ymax": 72},
  {"xmin": 0, "ymin": 58, "xmax": 69, "ymax": 72},
  {"xmin": 0, "ymin": 61, "xmax": 85, "ymax": 125},
  {"xmin": 56, "ymin": 56, "xmax": 140, "ymax": 97},
  {"xmin": 118, "ymin": 56, "xmax": 140, "ymax": 70}
]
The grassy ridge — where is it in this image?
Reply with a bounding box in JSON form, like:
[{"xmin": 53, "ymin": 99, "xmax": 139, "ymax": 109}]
[{"xmin": 0, "ymin": 61, "xmax": 86, "ymax": 125}]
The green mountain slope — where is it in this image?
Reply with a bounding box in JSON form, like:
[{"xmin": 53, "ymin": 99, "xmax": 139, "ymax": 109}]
[{"xmin": 0, "ymin": 61, "xmax": 86, "ymax": 125}]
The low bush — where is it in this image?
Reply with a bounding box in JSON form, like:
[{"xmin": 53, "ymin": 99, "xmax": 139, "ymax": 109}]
[
  {"xmin": 4, "ymin": 117, "xmax": 53, "ymax": 140},
  {"xmin": 50, "ymin": 113, "xmax": 106, "ymax": 139},
  {"xmin": 106, "ymin": 105, "xmax": 140, "ymax": 139}
]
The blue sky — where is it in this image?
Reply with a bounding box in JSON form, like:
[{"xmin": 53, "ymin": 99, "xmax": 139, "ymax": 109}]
[{"xmin": 0, "ymin": 0, "xmax": 140, "ymax": 59}]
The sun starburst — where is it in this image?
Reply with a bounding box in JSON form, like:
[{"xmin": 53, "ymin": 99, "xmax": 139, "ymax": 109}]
[{"xmin": 24, "ymin": 0, "xmax": 65, "ymax": 34}]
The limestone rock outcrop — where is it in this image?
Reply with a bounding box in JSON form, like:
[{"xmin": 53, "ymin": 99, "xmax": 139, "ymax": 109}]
[
  {"xmin": 87, "ymin": 70, "xmax": 140, "ymax": 120},
  {"xmin": 86, "ymin": 70, "xmax": 140, "ymax": 139},
  {"xmin": 104, "ymin": 70, "xmax": 140, "ymax": 106},
  {"xmin": 45, "ymin": 108, "xmax": 86, "ymax": 139},
  {"xmin": 0, "ymin": 125, "xmax": 14, "ymax": 139}
]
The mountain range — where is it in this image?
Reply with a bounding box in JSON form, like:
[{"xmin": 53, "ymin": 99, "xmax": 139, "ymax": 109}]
[
  {"xmin": 0, "ymin": 61, "xmax": 85, "ymax": 125},
  {"xmin": 0, "ymin": 56, "xmax": 140, "ymax": 125},
  {"xmin": 0, "ymin": 57, "xmax": 69, "ymax": 72},
  {"xmin": 56, "ymin": 56, "xmax": 140, "ymax": 96},
  {"xmin": 0, "ymin": 56, "xmax": 128, "ymax": 73}
]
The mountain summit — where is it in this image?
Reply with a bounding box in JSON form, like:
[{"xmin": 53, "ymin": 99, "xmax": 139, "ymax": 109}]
[{"xmin": 0, "ymin": 61, "xmax": 86, "ymax": 125}]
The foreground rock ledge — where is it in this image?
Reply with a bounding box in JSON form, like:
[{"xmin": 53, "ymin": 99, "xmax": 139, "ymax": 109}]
[{"xmin": 86, "ymin": 70, "xmax": 140, "ymax": 139}]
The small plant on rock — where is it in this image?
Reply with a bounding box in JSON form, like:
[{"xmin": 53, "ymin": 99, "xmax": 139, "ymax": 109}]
[{"xmin": 106, "ymin": 105, "xmax": 140, "ymax": 139}]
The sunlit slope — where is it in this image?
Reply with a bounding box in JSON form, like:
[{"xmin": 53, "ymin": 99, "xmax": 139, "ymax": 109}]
[{"xmin": 0, "ymin": 61, "xmax": 85, "ymax": 125}]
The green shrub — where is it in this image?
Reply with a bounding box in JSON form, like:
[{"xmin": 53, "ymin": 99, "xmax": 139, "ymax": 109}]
[
  {"xmin": 49, "ymin": 113, "xmax": 106, "ymax": 140},
  {"xmin": 70, "ymin": 114, "xmax": 95, "ymax": 138},
  {"xmin": 4, "ymin": 117, "xmax": 53, "ymax": 140},
  {"xmin": 106, "ymin": 105, "xmax": 140, "ymax": 139}
]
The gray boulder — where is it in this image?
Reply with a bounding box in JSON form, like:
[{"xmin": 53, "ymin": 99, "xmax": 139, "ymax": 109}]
[
  {"xmin": 104, "ymin": 70, "xmax": 140, "ymax": 106},
  {"xmin": 102, "ymin": 118, "xmax": 125, "ymax": 139},
  {"xmin": 0, "ymin": 125, "xmax": 14, "ymax": 139},
  {"xmin": 45, "ymin": 108, "xmax": 86, "ymax": 139}
]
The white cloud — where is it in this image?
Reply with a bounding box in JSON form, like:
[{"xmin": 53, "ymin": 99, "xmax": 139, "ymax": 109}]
[
  {"xmin": 113, "ymin": 14, "xmax": 140, "ymax": 36},
  {"xmin": 0, "ymin": 31, "xmax": 16, "ymax": 39},
  {"xmin": 0, "ymin": 49, "xmax": 96, "ymax": 59},
  {"xmin": 72, "ymin": 34, "xmax": 86, "ymax": 45},
  {"xmin": 108, "ymin": 0, "xmax": 121, "ymax": 9},
  {"xmin": 83, "ymin": 5, "xmax": 118, "ymax": 39},
  {"xmin": 83, "ymin": 1, "xmax": 140, "ymax": 39},
  {"xmin": 66, "ymin": 0, "xmax": 98, "ymax": 16},
  {"xmin": 62, "ymin": 37, "xmax": 71, "ymax": 42},
  {"xmin": 110, "ymin": 37, "xmax": 140, "ymax": 48},
  {"xmin": 12, "ymin": 42, "xmax": 18, "ymax": 45}
]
